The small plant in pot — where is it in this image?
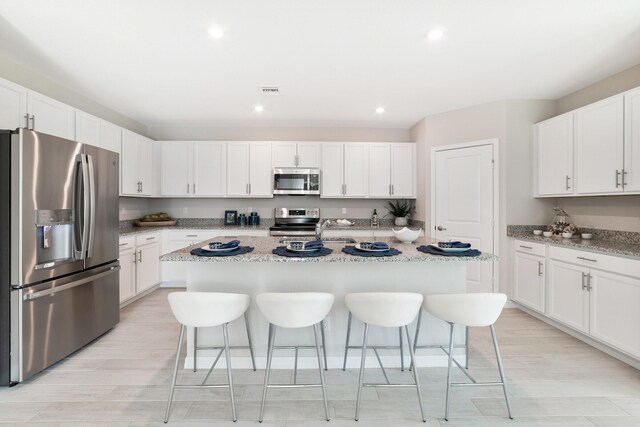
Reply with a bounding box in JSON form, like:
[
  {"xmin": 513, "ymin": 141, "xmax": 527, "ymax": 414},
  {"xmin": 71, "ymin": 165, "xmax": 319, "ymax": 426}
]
[{"xmin": 385, "ymin": 199, "xmax": 416, "ymax": 226}]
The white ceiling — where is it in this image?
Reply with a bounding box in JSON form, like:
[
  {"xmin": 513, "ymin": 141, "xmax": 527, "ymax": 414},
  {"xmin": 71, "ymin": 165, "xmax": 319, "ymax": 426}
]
[{"xmin": 1, "ymin": 0, "xmax": 639, "ymax": 129}]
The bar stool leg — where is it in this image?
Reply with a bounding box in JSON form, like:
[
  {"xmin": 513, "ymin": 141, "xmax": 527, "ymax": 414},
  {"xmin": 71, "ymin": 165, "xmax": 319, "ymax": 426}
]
[
  {"xmin": 222, "ymin": 323, "xmax": 237, "ymax": 422},
  {"xmin": 354, "ymin": 323, "xmax": 369, "ymax": 421},
  {"xmin": 410, "ymin": 309, "xmax": 423, "ymax": 371},
  {"xmin": 343, "ymin": 311, "xmax": 352, "ymax": 371},
  {"xmin": 259, "ymin": 323, "xmax": 276, "ymax": 423},
  {"xmin": 193, "ymin": 326, "xmax": 197, "ymax": 372},
  {"xmin": 293, "ymin": 347, "xmax": 299, "ymax": 384},
  {"xmin": 465, "ymin": 326, "xmax": 469, "ymax": 370},
  {"xmin": 314, "ymin": 323, "xmax": 331, "ymax": 421},
  {"xmin": 399, "ymin": 327, "xmax": 405, "ymax": 371},
  {"xmin": 490, "ymin": 325, "xmax": 513, "ymax": 419},
  {"xmin": 444, "ymin": 323, "xmax": 455, "ymax": 422},
  {"xmin": 244, "ymin": 311, "xmax": 257, "ymax": 371},
  {"xmin": 405, "ymin": 325, "xmax": 426, "ymax": 422},
  {"xmin": 321, "ymin": 320, "xmax": 328, "ymax": 371},
  {"xmin": 164, "ymin": 325, "xmax": 184, "ymax": 423}
]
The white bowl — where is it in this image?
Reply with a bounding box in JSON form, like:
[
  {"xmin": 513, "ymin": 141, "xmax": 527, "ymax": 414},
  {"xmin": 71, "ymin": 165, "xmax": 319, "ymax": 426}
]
[
  {"xmin": 562, "ymin": 232, "xmax": 573, "ymax": 239},
  {"xmin": 581, "ymin": 233, "xmax": 593, "ymax": 240},
  {"xmin": 392, "ymin": 227, "xmax": 422, "ymax": 243},
  {"xmin": 543, "ymin": 231, "xmax": 553, "ymax": 237},
  {"xmin": 533, "ymin": 230, "xmax": 543, "ymax": 236}
]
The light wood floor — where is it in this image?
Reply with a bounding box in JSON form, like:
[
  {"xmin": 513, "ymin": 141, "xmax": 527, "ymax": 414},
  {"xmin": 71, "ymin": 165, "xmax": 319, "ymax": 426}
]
[{"xmin": 1, "ymin": 288, "xmax": 639, "ymax": 426}]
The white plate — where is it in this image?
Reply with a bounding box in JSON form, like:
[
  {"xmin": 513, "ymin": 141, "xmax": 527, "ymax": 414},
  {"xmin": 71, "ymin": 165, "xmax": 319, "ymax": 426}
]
[
  {"xmin": 286, "ymin": 244, "xmax": 320, "ymax": 253},
  {"xmin": 201, "ymin": 245, "xmax": 239, "ymax": 252},
  {"xmin": 355, "ymin": 243, "xmax": 390, "ymax": 252},
  {"xmin": 429, "ymin": 244, "xmax": 471, "ymax": 253}
]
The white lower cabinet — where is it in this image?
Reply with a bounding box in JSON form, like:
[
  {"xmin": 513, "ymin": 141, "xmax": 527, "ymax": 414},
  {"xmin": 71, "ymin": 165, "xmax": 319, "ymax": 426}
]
[
  {"xmin": 513, "ymin": 245, "xmax": 546, "ymax": 314},
  {"xmin": 514, "ymin": 239, "xmax": 640, "ymax": 360},
  {"xmin": 118, "ymin": 233, "xmax": 161, "ymax": 304}
]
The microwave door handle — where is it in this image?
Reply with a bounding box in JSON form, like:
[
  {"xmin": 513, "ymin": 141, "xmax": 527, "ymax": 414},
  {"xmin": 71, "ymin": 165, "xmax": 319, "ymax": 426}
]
[{"xmin": 86, "ymin": 154, "xmax": 96, "ymax": 258}]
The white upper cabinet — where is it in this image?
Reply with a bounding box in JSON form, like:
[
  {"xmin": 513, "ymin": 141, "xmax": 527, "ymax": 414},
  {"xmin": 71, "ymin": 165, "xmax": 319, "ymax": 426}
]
[
  {"xmin": 272, "ymin": 142, "xmax": 321, "ymax": 168},
  {"xmin": 227, "ymin": 142, "xmax": 272, "ymax": 197},
  {"xmin": 75, "ymin": 110, "xmax": 101, "ymax": 147},
  {"xmin": 575, "ymin": 95, "xmax": 624, "ymax": 194},
  {"xmin": 121, "ymin": 130, "xmax": 153, "ymax": 196},
  {"xmin": 26, "ymin": 91, "xmax": 75, "ymax": 140},
  {"xmin": 100, "ymin": 121, "xmax": 122, "ymax": 154},
  {"xmin": 321, "ymin": 143, "xmax": 368, "ymax": 198},
  {"xmin": 534, "ymin": 113, "xmax": 574, "ymax": 196},
  {"xmin": 0, "ymin": 77, "xmax": 27, "ymax": 129},
  {"xmin": 624, "ymin": 86, "xmax": 640, "ymax": 192},
  {"xmin": 160, "ymin": 141, "xmax": 226, "ymax": 197},
  {"xmin": 369, "ymin": 143, "xmax": 416, "ymax": 198}
]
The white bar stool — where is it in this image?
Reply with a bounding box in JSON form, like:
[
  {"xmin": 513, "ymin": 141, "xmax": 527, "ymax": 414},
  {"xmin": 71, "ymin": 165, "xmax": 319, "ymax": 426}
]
[
  {"xmin": 345, "ymin": 292, "xmax": 426, "ymax": 422},
  {"xmin": 256, "ymin": 292, "xmax": 334, "ymax": 423},
  {"xmin": 164, "ymin": 292, "xmax": 251, "ymax": 423},
  {"xmin": 422, "ymin": 293, "xmax": 513, "ymax": 421}
]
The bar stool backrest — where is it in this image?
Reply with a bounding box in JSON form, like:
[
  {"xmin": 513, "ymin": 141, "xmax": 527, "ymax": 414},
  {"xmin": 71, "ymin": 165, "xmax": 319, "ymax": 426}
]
[
  {"xmin": 168, "ymin": 292, "xmax": 251, "ymax": 328},
  {"xmin": 256, "ymin": 292, "xmax": 335, "ymax": 328},
  {"xmin": 423, "ymin": 293, "xmax": 507, "ymax": 327},
  {"xmin": 345, "ymin": 292, "xmax": 423, "ymax": 327}
]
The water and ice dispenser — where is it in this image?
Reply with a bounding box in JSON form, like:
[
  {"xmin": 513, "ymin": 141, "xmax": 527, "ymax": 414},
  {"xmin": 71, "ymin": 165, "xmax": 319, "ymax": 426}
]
[{"xmin": 35, "ymin": 209, "xmax": 74, "ymax": 269}]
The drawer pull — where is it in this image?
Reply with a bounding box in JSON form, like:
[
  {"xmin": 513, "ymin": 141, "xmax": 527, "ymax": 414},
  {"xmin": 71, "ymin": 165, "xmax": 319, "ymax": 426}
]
[
  {"xmin": 146, "ymin": 237, "xmax": 155, "ymax": 240},
  {"xmin": 577, "ymin": 256, "xmax": 597, "ymax": 262},
  {"xmin": 186, "ymin": 234, "xmax": 198, "ymax": 237},
  {"xmin": 519, "ymin": 245, "xmax": 533, "ymax": 249},
  {"xmin": 119, "ymin": 243, "xmax": 127, "ymax": 246}
]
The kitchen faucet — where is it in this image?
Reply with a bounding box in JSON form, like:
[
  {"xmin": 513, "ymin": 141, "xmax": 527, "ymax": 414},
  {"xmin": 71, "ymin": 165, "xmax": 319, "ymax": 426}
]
[{"xmin": 315, "ymin": 219, "xmax": 331, "ymax": 241}]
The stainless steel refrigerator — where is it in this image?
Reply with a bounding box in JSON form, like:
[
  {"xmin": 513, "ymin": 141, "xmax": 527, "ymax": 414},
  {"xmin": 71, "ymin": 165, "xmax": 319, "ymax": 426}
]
[{"xmin": 0, "ymin": 129, "xmax": 120, "ymax": 385}]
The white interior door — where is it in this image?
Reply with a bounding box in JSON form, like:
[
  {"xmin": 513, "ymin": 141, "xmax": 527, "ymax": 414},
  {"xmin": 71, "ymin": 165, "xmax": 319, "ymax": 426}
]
[{"xmin": 433, "ymin": 143, "xmax": 495, "ymax": 292}]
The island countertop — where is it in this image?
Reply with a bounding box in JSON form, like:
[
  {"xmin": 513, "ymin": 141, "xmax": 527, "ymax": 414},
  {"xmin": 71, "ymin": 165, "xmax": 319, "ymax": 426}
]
[{"xmin": 160, "ymin": 235, "xmax": 496, "ymax": 263}]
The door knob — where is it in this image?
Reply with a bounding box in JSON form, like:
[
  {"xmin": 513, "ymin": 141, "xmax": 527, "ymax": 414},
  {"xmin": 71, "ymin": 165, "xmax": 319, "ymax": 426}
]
[{"xmin": 436, "ymin": 226, "xmax": 447, "ymax": 231}]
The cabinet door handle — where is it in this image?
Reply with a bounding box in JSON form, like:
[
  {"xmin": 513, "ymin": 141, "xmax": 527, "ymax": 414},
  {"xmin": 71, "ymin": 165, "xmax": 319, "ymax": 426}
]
[
  {"xmin": 519, "ymin": 245, "xmax": 533, "ymax": 249},
  {"xmin": 538, "ymin": 261, "xmax": 543, "ymax": 276},
  {"xmin": 581, "ymin": 272, "xmax": 588, "ymax": 290},
  {"xmin": 187, "ymin": 183, "xmax": 190, "ymax": 194},
  {"xmin": 193, "ymin": 183, "xmax": 196, "ymax": 194},
  {"xmin": 248, "ymin": 183, "xmax": 251, "ymax": 194},
  {"xmin": 138, "ymin": 250, "xmax": 142, "ymax": 263},
  {"xmin": 577, "ymin": 256, "xmax": 597, "ymax": 262},
  {"xmin": 588, "ymin": 274, "xmax": 593, "ymax": 291},
  {"xmin": 622, "ymin": 169, "xmax": 628, "ymax": 188},
  {"xmin": 24, "ymin": 114, "xmax": 30, "ymax": 129},
  {"xmin": 392, "ymin": 184, "xmax": 394, "ymax": 195},
  {"xmin": 615, "ymin": 170, "xmax": 621, "ymax": 188},
  {"xmin": 389, "ymin": 184, "xmax": 392, "ymax": 195},
  {"xmin": 30, "ymin": 115, "xmax": 35, "ymax": 130},
  {"xmin": 565, "ymin": 175, "xmax": 571, "ymax": 190}
]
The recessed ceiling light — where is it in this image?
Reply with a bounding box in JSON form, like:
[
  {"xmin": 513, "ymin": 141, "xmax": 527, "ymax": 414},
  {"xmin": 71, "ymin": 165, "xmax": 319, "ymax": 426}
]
[
  {"xmin": 375, "ymin": 107, "xmax": 385, "ymax": 114},
  {"xmin": 254, "ymin": 105, "xmax": 264, "ymax": 112},
  {"xmin": 427, "ymin": 29, "xmax": 444, "ymax": 41},
  {"xmin": 208, "ymin": 26, "xmax": 224, "ymax": 39}
]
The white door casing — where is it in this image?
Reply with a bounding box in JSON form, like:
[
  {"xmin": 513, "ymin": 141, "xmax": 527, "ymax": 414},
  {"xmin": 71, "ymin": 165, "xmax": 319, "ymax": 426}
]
[{"xmin": 432, "ymin": 140, "xmax": 498, "ymax": 293}]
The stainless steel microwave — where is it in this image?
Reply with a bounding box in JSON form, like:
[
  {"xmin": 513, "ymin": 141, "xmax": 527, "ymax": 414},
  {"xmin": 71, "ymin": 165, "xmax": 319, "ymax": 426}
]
[{"xmin": 273, "ymin": 168, "xmax": 321, "ymax": 195}]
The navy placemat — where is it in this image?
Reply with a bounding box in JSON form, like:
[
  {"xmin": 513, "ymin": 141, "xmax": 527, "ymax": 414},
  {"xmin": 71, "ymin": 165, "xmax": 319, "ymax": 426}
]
[
  {"xmin": 272, "ymin": 246, "xmax": 333, "ymax": 258},
  {"xmin": 342, "ymin": 246, "xmax": 401, "ymax": 257},
  {"xmin": 190, "ymin": 246, "xmax": 254, "ymax": 257},
  {"xmin": 417, "ymin": 245, "xmax": 481, "ymax": 257}
]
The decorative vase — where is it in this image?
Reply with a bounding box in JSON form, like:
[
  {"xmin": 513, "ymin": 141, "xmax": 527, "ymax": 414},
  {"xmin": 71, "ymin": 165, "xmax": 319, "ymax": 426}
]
[{"xmin": 394, "ymin": 216, "xmax": 408, "ymax": 226}]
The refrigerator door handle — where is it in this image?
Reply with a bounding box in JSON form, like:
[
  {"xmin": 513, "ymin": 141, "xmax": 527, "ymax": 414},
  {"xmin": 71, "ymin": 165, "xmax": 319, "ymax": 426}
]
[
  {"xmin": 86, "ymin": 154, "xmax": 96, "ymax": 259},
  {"xmin": 23, "ymin": 266, "xmax": 120, "ymax": 301},
  {"xmin": 74, "ymin": 154, "xmax": 90, "ymax": 259}
]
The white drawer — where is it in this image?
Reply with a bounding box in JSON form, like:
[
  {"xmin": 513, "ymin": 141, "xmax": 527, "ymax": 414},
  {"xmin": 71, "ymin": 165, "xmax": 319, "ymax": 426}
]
[
  {"xmin": 514, "ymin": 239, "xmax": 546, "ymax": 257},
  {"xmin": 548, "ymin": 245, "xmax": 640, "ymax": 278},
  {"xmin": 136, "ymin": 232, "xmax": 160, "ymax": 246},
  {"xmin": 119, "ymin": 236, "xmax": 135, "ymax": 250},
  {"xmin": 167, "ymin": 230, "xmax": 218, "ymax": 241}
]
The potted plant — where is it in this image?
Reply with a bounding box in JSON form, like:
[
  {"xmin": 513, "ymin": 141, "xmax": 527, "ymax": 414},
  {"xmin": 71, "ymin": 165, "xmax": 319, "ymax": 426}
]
[{"xmin": 385, "ymin": 199, "xmax": 416, "ymax": 226}]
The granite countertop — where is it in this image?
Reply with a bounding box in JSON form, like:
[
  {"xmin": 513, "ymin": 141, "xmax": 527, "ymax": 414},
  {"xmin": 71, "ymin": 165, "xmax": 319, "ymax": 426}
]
[
  {"xmin": 507, "ymin": 226, "xmax": 640, "ymax": 259},
  {"xmin": 119, "ymin": 218, "xmax": 425, "ymax": 237},
  {"xmin": 160, "ymin": 235, "xmax": 496, "ymax": 263}
]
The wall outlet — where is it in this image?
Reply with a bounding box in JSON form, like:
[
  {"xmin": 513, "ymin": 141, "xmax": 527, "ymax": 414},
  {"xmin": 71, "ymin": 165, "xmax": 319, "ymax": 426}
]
[
  {"xmin": 341, "ymin": 207, "xmax": 347, "ymax": 215},
  {"xmin": 323, "ymin": 318, "xmax": 331, "ymax": 331}
]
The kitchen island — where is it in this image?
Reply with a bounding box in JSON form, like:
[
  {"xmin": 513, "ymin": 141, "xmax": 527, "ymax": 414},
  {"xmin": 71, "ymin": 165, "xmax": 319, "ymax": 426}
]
[{"xmin": 160, "ymin": 236, "xmax": 496, "ymax": 370}]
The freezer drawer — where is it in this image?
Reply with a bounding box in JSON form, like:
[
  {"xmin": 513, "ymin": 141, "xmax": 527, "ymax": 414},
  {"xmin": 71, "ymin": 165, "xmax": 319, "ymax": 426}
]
[{"xmin": 11, "ymin": 262, "xmax": 120, "ymax": 383}]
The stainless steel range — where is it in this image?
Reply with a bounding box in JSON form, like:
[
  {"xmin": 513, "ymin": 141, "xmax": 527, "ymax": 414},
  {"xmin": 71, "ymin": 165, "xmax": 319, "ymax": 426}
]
[{"xmin": 269, "ymin": 208, "xmax": 320, "ymax": 237}]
